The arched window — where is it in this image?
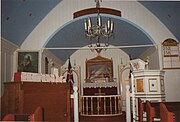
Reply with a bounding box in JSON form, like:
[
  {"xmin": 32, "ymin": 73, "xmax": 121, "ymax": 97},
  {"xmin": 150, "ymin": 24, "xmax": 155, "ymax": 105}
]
[{"xmin": 162, "ymin": 38, "xmax": 180, "ymax": 69}]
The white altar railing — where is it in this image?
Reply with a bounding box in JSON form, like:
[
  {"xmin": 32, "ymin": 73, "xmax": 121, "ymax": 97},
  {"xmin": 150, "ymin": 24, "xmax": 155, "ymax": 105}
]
[{"xmin": 80, "ymin": 95, "xmax": 122, "ymax": 116}]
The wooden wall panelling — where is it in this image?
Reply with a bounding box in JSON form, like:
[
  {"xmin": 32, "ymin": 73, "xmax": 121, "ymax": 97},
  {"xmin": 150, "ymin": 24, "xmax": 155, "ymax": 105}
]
[{"xmin": 1, "ymin": 82, "xmax": 71, "ymax": 121}]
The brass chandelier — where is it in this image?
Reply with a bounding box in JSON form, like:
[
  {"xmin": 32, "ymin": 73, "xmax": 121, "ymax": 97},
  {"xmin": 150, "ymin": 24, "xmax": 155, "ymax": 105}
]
[{"xmin": 84, "ymin": 0, "xmax": 114, "ymax": 53}]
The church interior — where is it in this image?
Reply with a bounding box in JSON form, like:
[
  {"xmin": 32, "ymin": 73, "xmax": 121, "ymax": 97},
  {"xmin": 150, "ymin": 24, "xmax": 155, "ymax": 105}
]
[{"xmin": 1, "ymin": 0, "xmax": 180, "ymax": 121}]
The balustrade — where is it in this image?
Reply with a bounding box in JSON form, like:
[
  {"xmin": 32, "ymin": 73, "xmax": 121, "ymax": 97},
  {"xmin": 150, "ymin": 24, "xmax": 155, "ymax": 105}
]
[{"xmin": 80, "ymin": 95, "xmax": 122, "ymax": 116}]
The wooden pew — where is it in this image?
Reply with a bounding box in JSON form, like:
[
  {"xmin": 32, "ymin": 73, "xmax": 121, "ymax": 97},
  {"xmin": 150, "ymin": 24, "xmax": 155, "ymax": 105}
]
[
  {"xmin": 29, "ymin": 106, "xmax": 44, "ymax": 122},
  {"xmin": 151, "ymin": 102, "xmax": 180, "ymax": 122},
  {"xmin": 145, "ymin": 101, "xmax": 180, "ymax": 122},
  {"xmin": 2, "ymin": 106, "xmax": 43, "ymax": 121},
  {"xmin": 138, "ymin": 98, "xmax": 180, "ymax": 122},
  {"xmin": 138, "ymin": 98, "xmax": 144, "ymax": 122},
  {"xmin": 146, "ymin": 100, "xmax": 155, "ymax": 122},
  {"xmin": 2, "ymin": 114, "xmax": 15, "ymax": 121},
  {"xmin": 160, "ymin": 103, "xmax": 175, "ymax": 122}
]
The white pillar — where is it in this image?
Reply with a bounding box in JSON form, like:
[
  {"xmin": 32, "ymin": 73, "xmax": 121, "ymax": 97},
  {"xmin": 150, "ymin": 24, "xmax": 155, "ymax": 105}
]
[
  {"xmin": 131, "ymin": 73, "xmax": 136, "ymax": 122},
  {"xmin": 73, "ymin": 85, "xmax": 79, "ymax": 122},
  {"xmin": 126, "ymin": 84, "xmax": 131, "ymax": 122}
]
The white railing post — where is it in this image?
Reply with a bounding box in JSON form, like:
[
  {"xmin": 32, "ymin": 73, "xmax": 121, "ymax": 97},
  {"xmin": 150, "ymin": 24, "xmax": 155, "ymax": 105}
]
[
  {"xmin": 126, "ymin": 84, "xmax": 131, "ymax": 122},
  {"xmin": 73, "ymin": 85, "xmax": 79, "ymax": 122}
]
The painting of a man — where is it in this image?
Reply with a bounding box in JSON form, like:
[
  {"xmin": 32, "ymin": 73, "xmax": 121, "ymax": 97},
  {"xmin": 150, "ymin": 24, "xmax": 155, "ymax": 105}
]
[{"xmin": 17, "ymin": 51, "xmax": 38, "ymax": 73}]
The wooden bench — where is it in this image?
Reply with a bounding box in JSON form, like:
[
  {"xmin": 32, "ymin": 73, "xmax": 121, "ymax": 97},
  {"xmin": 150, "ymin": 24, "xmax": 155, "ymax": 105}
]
[
  {"xmin": 160, "ymin": 103, "xmax": 175, "ymax": 122},
  {"xmin": 150, "ymin": 102, "xmax": 180, "ymax": 122},
  {"xmin": 138, "ymin": 98, "xmax": 180, "ymax": 122},
  {"xmin": 146, "ymin": 100, "xmax": 155, "ymax": 122},
  {"xmin": 2, "ymin": 114, "xmax": 15, "ymax": 121},
  {"xmin": 138, "ymin": 98, "xmax": 144, "ymax": 122},
  {"xmin": 2, "ymin": 106, "xmax": 43, "ymax": 121}
]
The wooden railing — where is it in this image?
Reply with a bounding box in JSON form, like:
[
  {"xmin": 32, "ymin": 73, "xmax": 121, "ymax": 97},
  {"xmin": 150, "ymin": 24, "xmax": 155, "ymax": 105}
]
[{"xmin": 80, "ymin": 95, "xmax": 122, "ymax": 116}]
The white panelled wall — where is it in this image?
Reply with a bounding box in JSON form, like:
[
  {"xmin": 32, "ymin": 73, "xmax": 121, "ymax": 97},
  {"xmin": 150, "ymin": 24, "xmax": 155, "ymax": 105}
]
[
  {"xmin": 1, "ymin": 38, "xmax": 18, "ymax": 96},
  {"xmin": 164, "ymin": 70, "xmax": 180, "ymax": 101}
]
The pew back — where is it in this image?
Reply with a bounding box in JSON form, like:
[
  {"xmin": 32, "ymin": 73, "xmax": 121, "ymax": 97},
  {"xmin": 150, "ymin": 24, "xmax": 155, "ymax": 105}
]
[
  {"xmin": 146, "ymin": 101, "xmax": 155, "ymax": 122},
  {"xmin": 151, "ymin": 102, "xmax": 180, "ymax": 122},
  {"xmin": 29, "ymin": 106, "xmax": 44, "ymax": 122},
  {"xmin": 138, "ymin": 98, "xmax": 144, "ymax": 122},
  {"xmin": 160, "ymin": 103, "xmax": 175, "ymax": 122},
  {"xmin": 2, "ymin": 114, "xmax": 15, "ymax": 121}
]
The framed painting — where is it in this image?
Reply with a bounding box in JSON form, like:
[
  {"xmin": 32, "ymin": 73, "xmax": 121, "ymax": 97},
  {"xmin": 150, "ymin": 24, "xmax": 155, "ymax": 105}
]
[
  {"xmin": 149, "ymin": 78, "xmax": 158, "ymax": 92},
  {"xmin": 85, "ymin": 55, "xmax": 113, "ymax": 81},
  {"xmin": 17, "ymin": 51, "xmax": 39, "ymax": 73}
]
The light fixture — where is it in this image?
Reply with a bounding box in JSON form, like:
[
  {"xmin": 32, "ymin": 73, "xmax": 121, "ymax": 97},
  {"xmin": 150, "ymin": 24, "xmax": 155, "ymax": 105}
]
[{"xmin": 84, "ymin": 0, "xmax": 114, "ymax": 53}]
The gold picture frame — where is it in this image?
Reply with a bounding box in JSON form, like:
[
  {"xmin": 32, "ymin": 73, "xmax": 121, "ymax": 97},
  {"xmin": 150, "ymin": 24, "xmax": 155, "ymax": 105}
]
[
  {"xmin": 149, "ymin": 79, "xmax": 158, "ymax": 92},
  {"xmin": 136, "ymin": 79, "xmax": 144, "ymax": 92},
  {"xmin": 17, "ymin": 50, "xmax": 39, "ymax": 73}
]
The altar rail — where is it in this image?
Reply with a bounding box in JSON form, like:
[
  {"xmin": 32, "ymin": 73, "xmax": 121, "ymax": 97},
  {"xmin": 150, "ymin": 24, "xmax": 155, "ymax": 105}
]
[{"xmin": 80, "ymin": 95, "xmax": 122, "ymax": 116}]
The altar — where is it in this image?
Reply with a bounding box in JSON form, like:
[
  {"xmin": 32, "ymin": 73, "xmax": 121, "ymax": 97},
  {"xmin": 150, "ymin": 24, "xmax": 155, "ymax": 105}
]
[{"xmin": 80, "ymin": 55, "xmax": 122, "ymax": 116}]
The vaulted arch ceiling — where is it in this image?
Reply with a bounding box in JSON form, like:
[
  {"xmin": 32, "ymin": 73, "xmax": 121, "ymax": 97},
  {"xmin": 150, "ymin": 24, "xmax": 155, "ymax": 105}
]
[
  {"xmin": 45, "ymin": 14, "xmax": 155, "ymax": 61},
  {"xmin": 1, "ymin": 0, "xmax": 180, "ymax": 61}
]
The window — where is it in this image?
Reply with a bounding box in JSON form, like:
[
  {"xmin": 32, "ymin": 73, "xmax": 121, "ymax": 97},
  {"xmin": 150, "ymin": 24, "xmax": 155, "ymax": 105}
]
[{"xmin": 162, "ymin": 38, "xmax": 180, "ymax": 69}]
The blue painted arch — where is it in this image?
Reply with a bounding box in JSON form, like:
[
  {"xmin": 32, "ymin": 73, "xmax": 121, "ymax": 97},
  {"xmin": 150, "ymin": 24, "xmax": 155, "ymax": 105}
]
[{"xmin": 44, "ymin": 14, "xmax": 156, "ymax": 61}]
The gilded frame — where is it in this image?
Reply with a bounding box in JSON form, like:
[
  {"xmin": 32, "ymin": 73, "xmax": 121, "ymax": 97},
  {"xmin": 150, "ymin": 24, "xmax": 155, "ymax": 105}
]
[{"xmin": 17, "ymin": 50, "xmax": 39, "ymax": 73}]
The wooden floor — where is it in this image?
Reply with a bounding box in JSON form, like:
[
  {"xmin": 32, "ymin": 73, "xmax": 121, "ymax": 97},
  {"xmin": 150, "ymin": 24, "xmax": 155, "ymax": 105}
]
[{"xmin": 79, "ymin": 112, "xmax": 126, "ymax": 122}]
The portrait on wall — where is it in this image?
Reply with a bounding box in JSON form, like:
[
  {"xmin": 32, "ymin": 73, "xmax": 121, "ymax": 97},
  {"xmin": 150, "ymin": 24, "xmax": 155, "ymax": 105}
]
[{"xmin": 17, "ymin": 51, "xmax": 39, "ymax": 73}]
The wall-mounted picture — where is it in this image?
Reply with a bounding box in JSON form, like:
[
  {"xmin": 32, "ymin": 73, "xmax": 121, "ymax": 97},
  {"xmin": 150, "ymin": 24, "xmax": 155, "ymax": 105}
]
[
  {"xmin": 149, "ymin": 79, "xmax": 158, "ymax": 92},
  {"xmin": 17, "ymin": 51, "xmax": 39, "ymax": 73}
]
